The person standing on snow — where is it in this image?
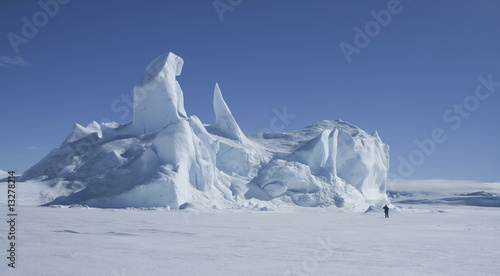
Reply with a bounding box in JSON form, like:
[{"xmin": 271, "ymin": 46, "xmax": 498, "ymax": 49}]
[{"xmin": 383, "ymin": 205, "xmax": 389, "ymax": 218}]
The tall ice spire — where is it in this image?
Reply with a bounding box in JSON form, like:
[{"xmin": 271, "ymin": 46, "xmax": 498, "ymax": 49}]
[
  {"xmin": 132, "ymin": 52, "xmax": 187, "ymax": 134},
  {"xmin": 207, "ymin": 83, "xmax": 246, "ymax": 142}
]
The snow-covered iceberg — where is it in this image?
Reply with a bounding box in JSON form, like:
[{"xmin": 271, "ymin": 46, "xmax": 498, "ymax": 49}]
[{"xmin": 20, "ymin": 52, "xmax": 390, "ymax": 210}]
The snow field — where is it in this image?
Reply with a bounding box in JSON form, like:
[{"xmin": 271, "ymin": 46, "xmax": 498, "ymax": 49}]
[{"xmin": 1, "ymin": 203, "xmax": 498, "ymax": 276}]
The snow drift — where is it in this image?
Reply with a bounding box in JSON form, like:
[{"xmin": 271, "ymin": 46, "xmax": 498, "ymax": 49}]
[{"xmin": 19, "ymin": 52, "xmax": 390, "ymax": 210}]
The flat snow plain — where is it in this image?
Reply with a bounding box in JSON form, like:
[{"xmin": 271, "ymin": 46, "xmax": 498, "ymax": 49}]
[{"xmin": 1, "ymin": 179, "xmax": 499, "ymax": 276}]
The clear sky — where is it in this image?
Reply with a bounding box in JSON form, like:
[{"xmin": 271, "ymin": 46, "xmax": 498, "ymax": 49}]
[{"xmin": 1, "ymin": 0, "xmax": 499, "ymax": 182}]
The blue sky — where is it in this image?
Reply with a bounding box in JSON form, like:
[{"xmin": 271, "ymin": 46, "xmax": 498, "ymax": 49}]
[{"xmin": 1, "ymin": 0, "xmax": 499, "ymax": 182}]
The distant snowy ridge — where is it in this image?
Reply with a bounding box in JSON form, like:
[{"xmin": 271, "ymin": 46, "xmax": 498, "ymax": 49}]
[
  {"xmin": 0, "ymin": 169, "xmax": 8, "ymax": 181},
  {"xmin": 387, "ymin": 179, "xmax": 500, "ymax": 208},
  {"xmin": 19, "ymin": 52, "xmax": 390, "ymax": 210}
]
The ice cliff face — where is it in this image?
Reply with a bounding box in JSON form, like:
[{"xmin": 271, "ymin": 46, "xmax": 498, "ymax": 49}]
[
  {"xmin": 132, "ymin": 53, "xmax": 187, "ymax": 134},
  {"xmin": 20, "ymin": 52, "xmax": 390, "ymax": 211}
]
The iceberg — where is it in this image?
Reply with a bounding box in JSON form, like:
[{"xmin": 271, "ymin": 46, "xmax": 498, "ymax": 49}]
[{"xmin": 19, "ymin": 52, "xmax": 390, "ymax": 210}]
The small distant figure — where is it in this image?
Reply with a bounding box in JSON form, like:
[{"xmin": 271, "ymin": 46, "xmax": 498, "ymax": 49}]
[{"xmin": 383, "ymin": 205, "xmax": 389, "ymax": 218}]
